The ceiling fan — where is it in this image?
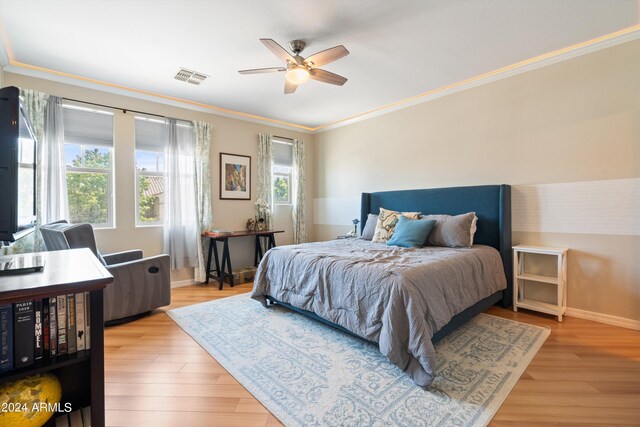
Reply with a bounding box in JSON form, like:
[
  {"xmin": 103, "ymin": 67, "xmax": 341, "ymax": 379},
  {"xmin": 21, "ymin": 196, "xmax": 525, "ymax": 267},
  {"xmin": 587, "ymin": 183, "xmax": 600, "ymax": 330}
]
[{"xmin": 238, "ymin": 39, "xmax": 349, "ymax": 94}]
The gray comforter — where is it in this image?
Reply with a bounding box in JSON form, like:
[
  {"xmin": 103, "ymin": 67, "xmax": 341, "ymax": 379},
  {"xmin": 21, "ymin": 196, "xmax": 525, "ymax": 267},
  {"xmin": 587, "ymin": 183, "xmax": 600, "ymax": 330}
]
[{"xmin": 251, "ymin": 239, "xmax": 507, "ymax": 388}]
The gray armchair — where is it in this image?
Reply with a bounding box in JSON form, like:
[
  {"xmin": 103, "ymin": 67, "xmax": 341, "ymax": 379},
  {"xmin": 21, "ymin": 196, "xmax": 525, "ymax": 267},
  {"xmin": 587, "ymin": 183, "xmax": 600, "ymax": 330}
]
[{"xmin": 40, "ymin": 221, "xmax": 171, "ymax": 324}]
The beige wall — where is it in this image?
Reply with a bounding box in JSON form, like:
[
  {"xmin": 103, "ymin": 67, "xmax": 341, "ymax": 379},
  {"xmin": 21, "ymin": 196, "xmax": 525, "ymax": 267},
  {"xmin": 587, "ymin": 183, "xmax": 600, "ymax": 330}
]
[
  {"xmin": 314, "ymin": 40, "xmax": 640, "ymax": 321},
  {"xmin": 3, "ymin": 72, "xmax": 314, "ymax": 282}
]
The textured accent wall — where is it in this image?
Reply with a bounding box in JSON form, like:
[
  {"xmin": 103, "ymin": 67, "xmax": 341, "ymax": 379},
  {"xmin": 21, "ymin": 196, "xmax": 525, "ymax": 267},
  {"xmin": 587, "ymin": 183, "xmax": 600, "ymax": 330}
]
[{"xmin": 313, "ymin": 40, "xmax": 640, "ymax": 321}]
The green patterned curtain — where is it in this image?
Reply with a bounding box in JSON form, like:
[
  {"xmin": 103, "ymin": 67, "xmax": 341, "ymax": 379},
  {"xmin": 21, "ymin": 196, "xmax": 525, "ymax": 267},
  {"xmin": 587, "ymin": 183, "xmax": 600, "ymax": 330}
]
[
  {"xmin": 2, "ymin": 89, "xmax": 49, "ymax": 255},
  {"xmin": 292, "ymin": 138, "xmax": 307, "ymax": 243},
  {"xmin": 194, "ymin": 121, "xmax": 213, "ymax": 283},
  {"xmin": 256, "ymin": 133, "xmax": 274, "ymax": 229}
]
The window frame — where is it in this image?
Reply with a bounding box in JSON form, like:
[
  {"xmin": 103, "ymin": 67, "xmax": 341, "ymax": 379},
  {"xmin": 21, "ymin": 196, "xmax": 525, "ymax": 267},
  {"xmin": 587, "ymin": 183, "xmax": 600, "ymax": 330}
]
[{"xmin": 63, "ymin": 103, "xmax": 115, "ymax": 229}]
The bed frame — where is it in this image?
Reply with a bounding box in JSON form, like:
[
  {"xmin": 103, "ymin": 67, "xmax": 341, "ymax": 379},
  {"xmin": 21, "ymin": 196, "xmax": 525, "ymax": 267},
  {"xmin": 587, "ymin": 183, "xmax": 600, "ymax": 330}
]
[{"xmin": 267, "ymin": 184, "xmax": 512, "ymax": 343}]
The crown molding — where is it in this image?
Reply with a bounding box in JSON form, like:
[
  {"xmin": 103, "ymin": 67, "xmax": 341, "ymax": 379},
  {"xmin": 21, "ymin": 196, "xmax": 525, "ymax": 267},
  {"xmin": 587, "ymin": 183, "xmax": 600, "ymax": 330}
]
[
  {"xmin": 2, "ymin": 23, "xmax": 638, "ymax": 134},
  {"xmin": 2, "ymin": 61, "xmax": 314, "ymax": 133},
  {"xmin": 314, "ymin": 24, "xmax": 640, "ymax": 133}
]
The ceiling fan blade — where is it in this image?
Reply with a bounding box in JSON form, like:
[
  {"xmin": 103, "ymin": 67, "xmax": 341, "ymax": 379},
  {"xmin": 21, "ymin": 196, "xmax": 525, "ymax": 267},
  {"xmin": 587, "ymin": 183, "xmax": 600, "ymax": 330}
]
[
  {"xmin": 284, "ymin": 79, "xmax": 298, "ymax": 94},
  {"xmin": 309, "ymin": 68, "xmax": 348, "ymax": 86},
  {"xmin": 238, "ymin": 67, "xmax": 286, "ymax": 74},
  {"xmin": 304, "ymin": 45, "xmax": 349, "ymax": 67},
  {"xmin": 260, "ymin": 38, "xmax": 295, "ymax": 63}
]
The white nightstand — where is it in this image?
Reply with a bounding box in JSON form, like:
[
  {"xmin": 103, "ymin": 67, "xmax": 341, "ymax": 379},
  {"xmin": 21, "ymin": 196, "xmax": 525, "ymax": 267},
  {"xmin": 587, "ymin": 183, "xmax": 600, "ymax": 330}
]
[{"xmin": 513, "ymin": 245, "xmax": 568, "ymax": 321}]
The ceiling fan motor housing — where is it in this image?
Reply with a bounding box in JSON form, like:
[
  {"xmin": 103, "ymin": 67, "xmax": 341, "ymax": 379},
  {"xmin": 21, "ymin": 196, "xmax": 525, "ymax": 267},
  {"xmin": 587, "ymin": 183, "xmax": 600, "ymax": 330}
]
[{"xmin": 289, "ymin": 40, "xmax": 306, "ymax": 55}]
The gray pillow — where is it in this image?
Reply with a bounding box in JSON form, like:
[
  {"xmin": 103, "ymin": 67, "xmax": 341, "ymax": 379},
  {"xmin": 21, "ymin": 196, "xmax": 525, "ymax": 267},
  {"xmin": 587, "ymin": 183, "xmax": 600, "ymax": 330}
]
[
  {"xmin": 423, "ymin": 212, "xmax": 477, "ymax": 248},
  {"xmin": 360, "ymin": 214, "xmax": 378, "ymax": 240}
]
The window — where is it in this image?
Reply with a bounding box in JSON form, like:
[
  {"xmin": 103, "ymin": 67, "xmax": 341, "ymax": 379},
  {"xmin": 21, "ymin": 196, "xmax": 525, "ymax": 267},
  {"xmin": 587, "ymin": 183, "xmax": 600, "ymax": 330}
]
[
  {"xmin": 272, "ymin": 139, "xmax": 293, "ymax": 205},
  {"xmin": 135, "ymin": 117, "xmax": 165, "ymax": 225},
  {"xmin": 63, "ymin": 104, "xmax": 114, "ymax": 227}
]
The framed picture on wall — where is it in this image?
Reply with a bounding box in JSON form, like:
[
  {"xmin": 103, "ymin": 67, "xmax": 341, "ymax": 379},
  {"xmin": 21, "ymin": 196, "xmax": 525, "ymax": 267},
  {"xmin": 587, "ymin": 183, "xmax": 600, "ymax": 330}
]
[{"xmin": 220, "ymin": 153, "xmax": 251, "ymax": 200}]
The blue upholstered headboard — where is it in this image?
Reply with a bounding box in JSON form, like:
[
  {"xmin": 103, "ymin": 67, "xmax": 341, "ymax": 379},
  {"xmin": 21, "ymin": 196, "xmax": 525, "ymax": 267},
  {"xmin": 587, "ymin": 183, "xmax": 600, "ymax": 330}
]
[{"xmin": 360, "ymin": 184, "xmax": 512, "ymax": 307}]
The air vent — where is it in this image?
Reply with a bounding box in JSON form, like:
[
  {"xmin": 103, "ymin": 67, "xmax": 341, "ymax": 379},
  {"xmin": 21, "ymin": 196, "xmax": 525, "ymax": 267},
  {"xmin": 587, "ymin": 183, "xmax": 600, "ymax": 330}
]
[{"xmin": 174, "ymin": 68, "xmax": 209, "ymax": 85}]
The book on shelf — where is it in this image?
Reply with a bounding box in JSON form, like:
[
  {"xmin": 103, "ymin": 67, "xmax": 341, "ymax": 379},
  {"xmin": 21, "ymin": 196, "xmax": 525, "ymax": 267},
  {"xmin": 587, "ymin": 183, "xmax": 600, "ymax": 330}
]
[
  {"xmin": 67, "ymin": 294, "xmax": 77, "ymax": 354},
  {"xmin": 14, "ymin": 300, "xmax": 35, "ymax": 368},
  {"xmin": 49, "ymin": 296, "xmax": 58, "ymax": 357},
  {"xmin": 34, "ymin": 299, "xmax": 43, "ymax": 361},
  {"xmin": 69, "ymin": 408, "xmax": 83, "ymax": 427},
  {"xmin": 75, "ymin": 292, "xmax": 85, "ymax": 351},
  {"xmin": 55, "ymin": 413, "xmax": 69, "ymax": 427},
  {"xmin": 57, "ymin": 295, "xmax": 68, "ymax": 355},
  {"xmin": 81, "ymin": 405, "xmax": 91, "ymax": 427},
  {"xmin": 43, "ymin": 298, "xmax": 50, "ymax": 356},
  {"xmin": 57, "ymin": 405, "xmax": 91, "ymax": 427},
  {"xmin": 84, "ymin": 292, "xmax": 91, "ymax": 350},
  {"xmin": 0, "ymin": 303, "xmax": 13, "ymax": 372}
]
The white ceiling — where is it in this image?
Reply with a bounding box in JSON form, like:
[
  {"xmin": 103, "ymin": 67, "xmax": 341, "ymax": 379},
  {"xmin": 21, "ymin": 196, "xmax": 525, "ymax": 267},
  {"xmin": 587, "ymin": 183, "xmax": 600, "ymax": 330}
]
[{"xmin": 0, "ymin": 0, "xmax": 638, "ymax": 130}]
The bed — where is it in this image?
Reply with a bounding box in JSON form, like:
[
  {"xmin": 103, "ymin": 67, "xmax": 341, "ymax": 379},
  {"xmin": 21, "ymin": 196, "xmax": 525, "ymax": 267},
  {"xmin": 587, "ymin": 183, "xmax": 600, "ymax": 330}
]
[{"xmin": 252, "ymin": 184, "xmax": 512, "ymax": 388}]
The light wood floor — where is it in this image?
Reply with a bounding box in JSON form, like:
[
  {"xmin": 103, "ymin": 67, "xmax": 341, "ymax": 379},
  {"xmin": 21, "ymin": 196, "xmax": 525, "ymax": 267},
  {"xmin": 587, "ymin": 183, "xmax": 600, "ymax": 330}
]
[{"xmin": 104, "ymin": 284, "xmax": 640, "ymax": 426}]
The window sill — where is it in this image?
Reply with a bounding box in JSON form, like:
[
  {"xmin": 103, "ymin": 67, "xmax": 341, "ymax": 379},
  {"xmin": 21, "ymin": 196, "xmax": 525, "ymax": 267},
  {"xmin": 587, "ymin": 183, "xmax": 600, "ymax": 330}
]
[{"xmin": 135, "ymin": 223, "xmax": 163, "ymax": 228}]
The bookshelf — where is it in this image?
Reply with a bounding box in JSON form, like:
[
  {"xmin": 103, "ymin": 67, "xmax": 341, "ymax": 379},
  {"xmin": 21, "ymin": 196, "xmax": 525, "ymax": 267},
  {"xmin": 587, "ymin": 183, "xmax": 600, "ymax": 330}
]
[
  {"xmin": 512, "ymin": 245, "xmax": 568, "ymax": 322},
  {"xmin": 0, "ymin": 248, "xmax": 112, "ymax": 427}
]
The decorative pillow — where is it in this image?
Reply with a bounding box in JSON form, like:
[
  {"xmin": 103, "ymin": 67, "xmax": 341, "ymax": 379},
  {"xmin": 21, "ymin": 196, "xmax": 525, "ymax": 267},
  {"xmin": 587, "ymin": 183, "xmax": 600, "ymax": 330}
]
[
  {"xmin": 372, "ymin": 208, "xmax": 421, "ymax": 243},
  {"xmin": 360, "ymin": 214, "xmax": 378, "ymax": 240},
  {"xmin": 386, "ymin": 217, "xmax": 436, "ymax": 248},
  {"xmin": 423, "ymin": 212, "xmax": 477, "ymax": 248}
]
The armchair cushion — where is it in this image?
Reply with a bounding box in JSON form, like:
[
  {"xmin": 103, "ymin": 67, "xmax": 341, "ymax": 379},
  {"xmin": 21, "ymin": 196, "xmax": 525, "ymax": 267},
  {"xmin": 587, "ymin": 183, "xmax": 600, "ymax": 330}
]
[{"xmin": 102, "ymin": 250, "xmax": 143, "ymax": 265}]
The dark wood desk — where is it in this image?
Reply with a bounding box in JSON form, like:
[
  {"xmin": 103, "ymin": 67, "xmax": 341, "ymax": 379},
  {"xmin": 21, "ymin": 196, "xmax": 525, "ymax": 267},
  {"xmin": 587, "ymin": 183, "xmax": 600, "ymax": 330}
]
[
  {"xmin": 0, "ymin": 248, "xmax": 112, "ymax": 427},
  {"xmin": 202, "ymin": 230, "xmax": 284, "ymax": 290}
]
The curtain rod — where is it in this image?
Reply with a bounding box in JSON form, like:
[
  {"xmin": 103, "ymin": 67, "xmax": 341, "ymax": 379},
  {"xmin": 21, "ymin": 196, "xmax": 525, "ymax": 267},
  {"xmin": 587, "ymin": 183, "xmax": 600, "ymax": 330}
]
[
  {"xmin": 62, "ymin": 99, "xmax": 298, "ymax": 133},
  {"xmin": 62, "ymin": 97, "xmax": 166, "ymax": 119}
]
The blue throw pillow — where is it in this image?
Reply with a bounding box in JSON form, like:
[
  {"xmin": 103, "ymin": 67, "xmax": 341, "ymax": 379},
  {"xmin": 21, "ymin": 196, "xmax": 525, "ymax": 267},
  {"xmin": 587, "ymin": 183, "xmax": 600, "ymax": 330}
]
[{"xmin": 386, "ymin": 216, "xmax": 436, "ymax": 248}]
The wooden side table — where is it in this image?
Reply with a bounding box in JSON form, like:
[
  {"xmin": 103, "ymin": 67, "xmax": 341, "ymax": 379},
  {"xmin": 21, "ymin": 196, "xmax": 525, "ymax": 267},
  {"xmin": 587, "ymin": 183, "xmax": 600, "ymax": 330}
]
[
  {"xmin": 202, "ymin": 230, "xmax": 284, "ymax": 290},
  {"xmin": 513, "ymin": 245, "xmax": 568, "ymax": 321}
]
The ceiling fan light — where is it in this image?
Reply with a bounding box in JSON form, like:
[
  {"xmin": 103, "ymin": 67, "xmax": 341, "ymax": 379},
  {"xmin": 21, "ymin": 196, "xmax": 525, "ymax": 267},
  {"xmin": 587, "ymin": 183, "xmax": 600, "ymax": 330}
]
[{"xmin": 285, "ymin": 66, "xmax": 310, "ymax": 84}]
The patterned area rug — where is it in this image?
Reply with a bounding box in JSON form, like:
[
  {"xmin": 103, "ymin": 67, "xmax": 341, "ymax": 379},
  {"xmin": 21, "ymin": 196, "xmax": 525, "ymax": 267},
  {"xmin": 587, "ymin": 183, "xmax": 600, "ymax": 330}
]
[{"xmin": 167, "ymin": 294, "xmax": 549, "ymax": 427}]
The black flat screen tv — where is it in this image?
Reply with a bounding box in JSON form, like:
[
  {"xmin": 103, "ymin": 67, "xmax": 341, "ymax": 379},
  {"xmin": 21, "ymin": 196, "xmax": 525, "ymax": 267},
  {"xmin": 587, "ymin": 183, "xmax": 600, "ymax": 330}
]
[{"xmin": 0, "ymin": 86, "xmax": 37, "ymax": 243}]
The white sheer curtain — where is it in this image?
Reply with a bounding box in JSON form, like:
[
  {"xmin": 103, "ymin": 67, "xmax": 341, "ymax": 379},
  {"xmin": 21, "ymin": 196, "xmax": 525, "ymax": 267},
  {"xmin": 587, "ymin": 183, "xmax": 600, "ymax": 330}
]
[
  {"xmin": 292, "ymin": 138, "xmax": 307, "ymax": 243},
  {"xmin": 193, "ymin": 121, "xmax": 212, "ymax": 282},
  {"xmin": 41, "ymin": 96, "xmax": 69, "ymax": 224},
  {"xmin": 163, "ymin": 118, "xmax": 199, "ymax": 270},
  {"xmin": 256, "ymin": 133, "xmax": 274, "ymax": 229}
]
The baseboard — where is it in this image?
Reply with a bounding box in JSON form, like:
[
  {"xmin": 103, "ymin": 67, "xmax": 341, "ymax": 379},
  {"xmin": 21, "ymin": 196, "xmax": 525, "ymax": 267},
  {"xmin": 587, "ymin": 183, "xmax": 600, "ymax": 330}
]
[
  {"xmin": 565, "ymin": 307, "xmax": 640, "ymax": 331},
  {"xmin": 171, "ymin": 279, "xmax": 197, "ymax": 288}
]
